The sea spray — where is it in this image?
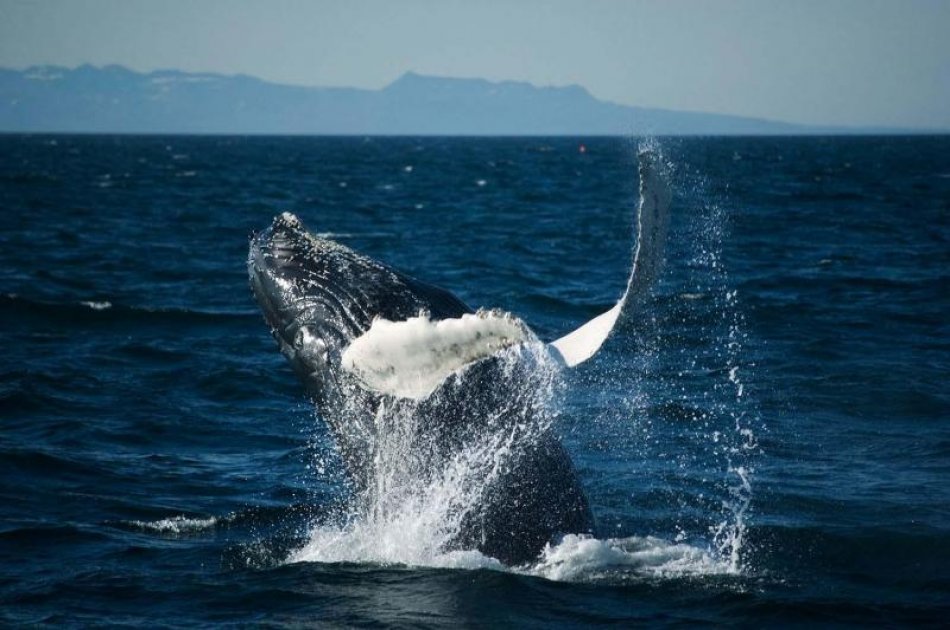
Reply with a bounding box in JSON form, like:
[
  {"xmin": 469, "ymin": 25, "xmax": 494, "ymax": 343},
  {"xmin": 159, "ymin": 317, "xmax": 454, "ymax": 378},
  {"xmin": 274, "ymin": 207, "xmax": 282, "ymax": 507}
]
[
  {"xmin": 526, "ymin": 534, "xmax": 727, "ymax": 582},
  {"xmin": 647, "ymin": 159, "xmax": 762, "ymax": 573},
  {"xmin": 561, "ymin": 147, "xmax": 763, "ymax": 577},
  {"xmin": 689, "ymin": 174, "xmax": 761, "ymax": 574},
  {"xmin": 290, "ymin": 145, "xmax": 762, "ymax": 580},
  {"xmin": 291, "ymin": 340, "xmax": 563, "ymax": 568}
]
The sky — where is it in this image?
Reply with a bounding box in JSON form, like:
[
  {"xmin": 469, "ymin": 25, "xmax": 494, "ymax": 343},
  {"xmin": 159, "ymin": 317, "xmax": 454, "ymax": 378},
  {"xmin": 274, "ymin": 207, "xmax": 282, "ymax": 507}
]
[{"xmin": 1, "ymin": 0, "xmax": 948, "ymax": 129}]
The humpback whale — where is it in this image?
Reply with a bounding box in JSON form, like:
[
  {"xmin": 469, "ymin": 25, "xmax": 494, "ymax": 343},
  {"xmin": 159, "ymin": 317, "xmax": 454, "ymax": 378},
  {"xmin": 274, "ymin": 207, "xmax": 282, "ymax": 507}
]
[{"xmin": 249, "ymin": 150, "xmax": 671, "ymax": 565}]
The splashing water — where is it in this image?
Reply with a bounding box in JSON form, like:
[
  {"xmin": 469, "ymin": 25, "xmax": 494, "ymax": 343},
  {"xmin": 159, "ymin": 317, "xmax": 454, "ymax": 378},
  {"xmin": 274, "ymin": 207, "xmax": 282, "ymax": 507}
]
[
  {"xmin": 291, "ymin": 340, "xmax": 562, "ymax": 570},
  {"xmin": 553, "ymin": 143, "xmax": 761, "ymax": 579},
  {"xmin": 615, "ymin": 149, "xmax": 761, "ymax": 576},
  {"xmin": 691, "ymin": 174, "xmax": 760, "ymax": 575},
  {"xmin": 527, "ymin": 534, "xmax": 728, "ymax": 582},
  {"xmin": 288, "ymin": 145, "xmax": 761, "ymax": 582}
]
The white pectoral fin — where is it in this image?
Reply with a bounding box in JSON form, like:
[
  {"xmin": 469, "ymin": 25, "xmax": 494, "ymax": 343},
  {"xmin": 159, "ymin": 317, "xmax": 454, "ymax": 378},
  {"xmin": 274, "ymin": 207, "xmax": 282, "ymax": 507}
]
[
  {"xmin": 341, "ymin": 310, "xmax": 529, "ymax": 399},
  {"xmin": 548, "ymin": 302, "xmax": 622, "ymax": 367},
  {"xmin": 548, "ymin": 149, "xmax": 671, "ymax": 368}
]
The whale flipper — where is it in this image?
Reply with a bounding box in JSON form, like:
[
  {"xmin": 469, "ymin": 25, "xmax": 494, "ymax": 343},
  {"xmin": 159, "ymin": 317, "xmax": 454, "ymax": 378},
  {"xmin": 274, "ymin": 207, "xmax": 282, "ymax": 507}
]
[
  {"xmin": 548, "ymin": 149, "xmax": 671, "ymax": 367},
  {"xmin": 341, "ymin": 310, "xmax": 530, "ymax": 399}
]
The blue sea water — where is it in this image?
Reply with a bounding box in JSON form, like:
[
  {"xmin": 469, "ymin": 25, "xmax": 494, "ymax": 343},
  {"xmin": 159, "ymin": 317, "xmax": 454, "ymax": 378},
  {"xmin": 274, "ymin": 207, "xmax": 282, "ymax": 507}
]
[{"xmin": 0, "ymin": 135, "xmax": 947, "ymax": 626}]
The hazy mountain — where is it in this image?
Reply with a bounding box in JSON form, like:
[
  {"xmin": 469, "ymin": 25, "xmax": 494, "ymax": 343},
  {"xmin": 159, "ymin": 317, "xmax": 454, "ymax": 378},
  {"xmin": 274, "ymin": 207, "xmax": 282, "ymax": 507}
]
[{"xmin": 0, "ymin": 64, "xmax": 821, "ymax": 135}]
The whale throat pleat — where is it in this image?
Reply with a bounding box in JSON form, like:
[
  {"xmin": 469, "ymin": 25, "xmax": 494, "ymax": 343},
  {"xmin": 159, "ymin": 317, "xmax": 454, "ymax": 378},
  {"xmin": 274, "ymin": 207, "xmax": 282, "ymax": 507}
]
[{"xmin": 341, "ymin": 311, "xmax": 530, "ymax": 399}]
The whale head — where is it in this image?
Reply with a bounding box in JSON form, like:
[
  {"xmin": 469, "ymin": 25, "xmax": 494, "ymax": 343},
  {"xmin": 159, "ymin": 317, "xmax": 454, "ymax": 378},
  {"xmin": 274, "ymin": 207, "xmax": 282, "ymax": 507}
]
[
  {"xmin": 248, "ymin": 212, "xmax": 472, "ymax": 401},
  {"xmin": 249, "ymin": 213, "xmax": 360, "ymax": 388}
]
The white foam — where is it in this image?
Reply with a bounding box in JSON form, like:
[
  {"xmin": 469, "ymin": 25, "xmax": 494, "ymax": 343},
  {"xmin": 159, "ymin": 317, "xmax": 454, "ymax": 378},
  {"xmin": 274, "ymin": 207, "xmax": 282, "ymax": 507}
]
[
  {"xmin": 131, "ymin": 515, "xmax": 217, "ymax": 534},
  {"xmin": 524, "ymin": 534, "xmax": 730, "ymax": 582},
  {"xmin": 341, "ymin": 311, "xmax": 530, "ymax": 399},
  {"xmin": 289, "ymin": 522, "xmax": 505, "ymax": 571},
  {"xmin": 288, "ymin": 528, "xmax": 730, "ymax": 583},
  {"xmin": 80, "ymin": 300, "xmax": 112, "ymax": 310}
]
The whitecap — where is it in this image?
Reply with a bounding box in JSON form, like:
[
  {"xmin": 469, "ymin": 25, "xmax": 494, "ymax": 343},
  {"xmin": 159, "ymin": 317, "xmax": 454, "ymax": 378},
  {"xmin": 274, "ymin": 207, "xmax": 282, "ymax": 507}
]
[
  {"xmin": 80, "ymin": 300, "xmax": 112, "ymax": 310},
  {"xmin": 129, "ymin": 515, "xmax": 217, "ymax": 534}
]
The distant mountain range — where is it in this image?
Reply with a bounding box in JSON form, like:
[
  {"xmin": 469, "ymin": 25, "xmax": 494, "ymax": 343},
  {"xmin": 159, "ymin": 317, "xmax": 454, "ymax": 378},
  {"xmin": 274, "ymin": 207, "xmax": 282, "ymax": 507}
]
[{"xmin": 0, "ymin": 64, "xmax": 886, "ymax": 135}]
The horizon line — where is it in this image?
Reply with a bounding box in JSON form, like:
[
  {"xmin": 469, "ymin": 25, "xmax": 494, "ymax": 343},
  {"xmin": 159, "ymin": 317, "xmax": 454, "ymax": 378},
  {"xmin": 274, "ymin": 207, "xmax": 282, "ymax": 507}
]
[{"xmin": 3, "ymin": 131, "xmax": 948, "ymax": 138}]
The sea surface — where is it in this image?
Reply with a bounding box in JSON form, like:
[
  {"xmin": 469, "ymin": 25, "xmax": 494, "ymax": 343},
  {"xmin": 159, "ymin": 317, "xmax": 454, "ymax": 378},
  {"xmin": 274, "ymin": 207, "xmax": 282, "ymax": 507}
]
[{"xmin": 1, "ymin": 135, "xmax": 947, "ymax": 626}]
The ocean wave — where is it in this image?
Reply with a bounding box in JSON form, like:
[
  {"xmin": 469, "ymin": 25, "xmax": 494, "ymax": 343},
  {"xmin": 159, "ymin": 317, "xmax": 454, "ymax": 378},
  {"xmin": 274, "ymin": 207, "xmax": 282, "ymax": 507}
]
[
  {"xmin": 124, "ymin": 515, "xmax": 218, "ymax": 534},
  {"xmin": 0, "ymin": 293, "xmax": 256, "ymax": 324}
]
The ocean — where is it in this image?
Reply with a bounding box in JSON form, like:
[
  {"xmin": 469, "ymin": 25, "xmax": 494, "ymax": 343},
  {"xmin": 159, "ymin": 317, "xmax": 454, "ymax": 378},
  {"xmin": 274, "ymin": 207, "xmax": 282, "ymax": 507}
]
[{"xmin": 1, "ymin": 135, "xmax": 947, "ymax": 626}]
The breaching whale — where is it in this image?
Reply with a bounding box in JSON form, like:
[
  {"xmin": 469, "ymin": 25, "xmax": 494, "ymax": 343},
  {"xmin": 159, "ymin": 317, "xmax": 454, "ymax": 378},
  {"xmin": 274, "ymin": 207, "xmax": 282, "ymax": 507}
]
[{"xmin": 249, "ymin": 150, "xmax": 671, "ymax": 565}]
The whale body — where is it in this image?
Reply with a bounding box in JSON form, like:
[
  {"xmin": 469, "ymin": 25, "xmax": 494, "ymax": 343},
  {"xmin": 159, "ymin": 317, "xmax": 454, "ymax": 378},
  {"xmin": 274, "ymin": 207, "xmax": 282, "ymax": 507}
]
[{"xmin": 248, "ymin": 150, "xmax": 670, "ymax": 565}]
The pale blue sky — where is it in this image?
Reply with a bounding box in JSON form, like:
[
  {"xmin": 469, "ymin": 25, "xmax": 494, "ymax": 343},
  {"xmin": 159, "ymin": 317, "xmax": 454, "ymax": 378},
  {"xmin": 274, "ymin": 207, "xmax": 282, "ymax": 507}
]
[{"xmin": 1, "ymin": 0, "xmax": 948, "ymax": 129}]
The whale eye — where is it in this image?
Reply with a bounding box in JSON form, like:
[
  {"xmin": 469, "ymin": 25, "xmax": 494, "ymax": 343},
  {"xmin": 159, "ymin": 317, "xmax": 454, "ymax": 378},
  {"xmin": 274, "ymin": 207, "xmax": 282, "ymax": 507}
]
[
  {"xmin": 294, "ymin": 326, "xmax": 328, "ymax": 364},
  {"xmin": 293, "ymin": 327, "xmax": 308, "ymax": 349}
]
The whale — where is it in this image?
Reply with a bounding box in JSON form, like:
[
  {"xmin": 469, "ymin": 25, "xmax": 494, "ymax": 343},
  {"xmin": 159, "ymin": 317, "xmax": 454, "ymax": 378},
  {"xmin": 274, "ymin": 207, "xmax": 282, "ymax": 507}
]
[{"xmin": 248, "ymin": 150, "xmax": 671, "ymax": 565}]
